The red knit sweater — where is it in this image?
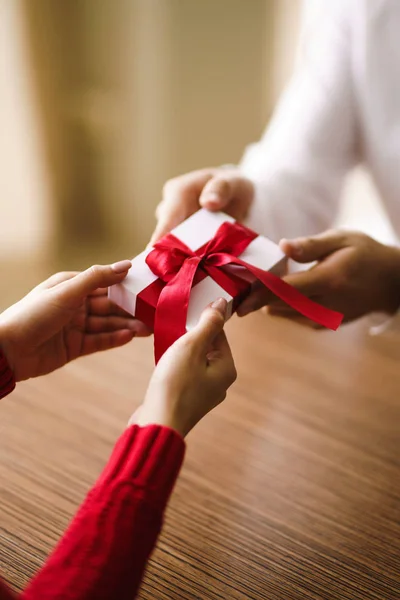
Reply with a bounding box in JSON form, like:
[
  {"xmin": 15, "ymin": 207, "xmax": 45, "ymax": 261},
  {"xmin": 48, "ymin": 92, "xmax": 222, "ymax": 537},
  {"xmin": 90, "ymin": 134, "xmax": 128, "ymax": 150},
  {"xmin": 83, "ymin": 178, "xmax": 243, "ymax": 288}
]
[{"xmin": 0, "ymin": 351, "xmax": 185, "ymax": 599}]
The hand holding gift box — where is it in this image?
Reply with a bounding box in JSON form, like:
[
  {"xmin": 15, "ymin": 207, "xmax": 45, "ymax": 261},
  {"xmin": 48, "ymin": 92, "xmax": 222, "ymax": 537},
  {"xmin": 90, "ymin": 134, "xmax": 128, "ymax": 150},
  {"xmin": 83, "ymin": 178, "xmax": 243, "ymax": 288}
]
[{"xmin": 109, "ymin": 209, "xmax": 343, "ymax": 362}]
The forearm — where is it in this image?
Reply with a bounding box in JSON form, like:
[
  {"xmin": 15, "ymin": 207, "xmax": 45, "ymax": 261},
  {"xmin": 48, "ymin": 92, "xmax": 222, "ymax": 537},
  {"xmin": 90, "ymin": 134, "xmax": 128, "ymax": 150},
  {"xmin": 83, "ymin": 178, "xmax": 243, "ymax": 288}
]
[
  {"xmin": 0, "ymin": 349, "xmax": 185, "ymax": 600},
  {"xmin": 18, "ymin": 424, "xmax": 184, "ymax": 600}
]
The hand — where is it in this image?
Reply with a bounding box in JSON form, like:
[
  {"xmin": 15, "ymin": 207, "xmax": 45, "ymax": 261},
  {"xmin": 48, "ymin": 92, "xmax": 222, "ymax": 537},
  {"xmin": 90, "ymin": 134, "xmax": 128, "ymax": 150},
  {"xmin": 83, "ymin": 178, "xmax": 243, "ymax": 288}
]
[
  {"xmin": 237, "ymin": 230, "xmax": 400, "ymax": 324},
  {"xmin": 131, "ymin": 298, "xmax": 237, "ymax": 437},
  {"xmin": 0, "ymin": 261, "xmax": 151, "ymax": 382},
  {"xmin": 150, "ymin": 168, "xmax": 254, "ymax": 244}
]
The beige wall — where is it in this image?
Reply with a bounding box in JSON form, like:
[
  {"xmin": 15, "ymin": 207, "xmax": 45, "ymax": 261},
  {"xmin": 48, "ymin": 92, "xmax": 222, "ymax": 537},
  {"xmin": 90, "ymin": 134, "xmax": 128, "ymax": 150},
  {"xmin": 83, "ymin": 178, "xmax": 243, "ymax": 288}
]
[
  {"xmin": 0, "ymin": 0, "xmax": 51, "ymax": 260},
  {"xmin": 0, "ymin": 1, "xmax": 300, "ymax": 264},
  {"xmin": 123, "ymin": 0, "xmax": 271, "ymax": 251},
  {"xmin": 16, "ymin": 0, "xmax": 275, "ymax": 264},
  {"xmin": 85, "ymin": 0, "xmax": 272, "ymax": 254},
  {"xmin": 269, "ymin": 0, "xmax": 302, "ymax": 104}
]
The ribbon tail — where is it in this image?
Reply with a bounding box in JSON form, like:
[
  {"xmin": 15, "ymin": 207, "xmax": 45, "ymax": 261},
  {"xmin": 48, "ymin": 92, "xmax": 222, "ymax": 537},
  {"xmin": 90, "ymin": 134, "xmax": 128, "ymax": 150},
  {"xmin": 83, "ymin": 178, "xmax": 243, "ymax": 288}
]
[
  {"xmin": 154, "ymin": 257, "xmax": 201, "ymax": 363},
  {"xmin": 214, "ymin": 255, "xmax": 343, "ymax": 330}
]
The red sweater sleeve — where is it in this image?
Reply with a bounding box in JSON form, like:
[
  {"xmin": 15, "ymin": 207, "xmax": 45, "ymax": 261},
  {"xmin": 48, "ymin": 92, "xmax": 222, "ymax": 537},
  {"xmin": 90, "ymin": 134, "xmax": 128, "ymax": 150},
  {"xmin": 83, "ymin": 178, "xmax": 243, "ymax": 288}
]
[{"xmin": 0, "ymin": 351, "xmax": 185, "ymax": 600}]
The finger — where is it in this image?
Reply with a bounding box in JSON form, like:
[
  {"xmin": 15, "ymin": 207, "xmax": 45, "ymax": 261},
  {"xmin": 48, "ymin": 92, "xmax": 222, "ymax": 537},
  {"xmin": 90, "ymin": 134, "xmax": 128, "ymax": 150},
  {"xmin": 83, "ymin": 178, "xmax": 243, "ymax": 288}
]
[
  {"xmin": 199, "ymin": 174, "xmax": 253, "ymax": 220},
  {"xmin": 150, "ymin": 169, "xmax": 215, "ymax": 244},
  {"xmin": 280, "ymin": 229, "xmax": 349, "ymax": 263},
  {"xmin": 267, "ymin": 305, "xmax": 324, "ymax": 329},
  {"xmin": 266, "ymin": 298, "xmax": 296, "ymax": 310},
  {"xmin": 81, "ymin": 329, "xmax": 135, "ymax": 356},
  {"xmin": 162, "ymin": 169, "xmax": 216, "ymax": 208},
  {"xmin": 266, "ymin": 305, "xmax": 303, "ymax": 317},
  {"xmin": 206, "ymin": 330, "xmax": 232, "ymax": 364},
  {"xmin": 237, "ymin": 266, "xmax": 329, "ymax": 317},
  {"xmin": 88, "ymin": 294, "xmax": 152, "ymax": 335},
  {"xmin": 266, "ymin": 291, "xmax": 320, "ymax": 310},
  {"xmin": 85, "ymin": 315, "xmax": 146, "ymax": 334},
  {"xmin": 186, "ymin": 298, "xmax": 227, "ymax": 353},
  {"xmin": 206, "ymin": 330, "xmax": 237, "ymax": 388},
  {"xmin": 282, "ymin": 267, "xmax": 329, "ymax": 296},
  {"xmin": 200, "ymin": 176, "xmax": 234, "ymax": 210},
  {"xmin": 237, "ymin": 284, "xmax": 275, "ymax": 317},
  {"xmin": 54, "ymin": 261, "xmax": 132, "ymax": 307},
  {"xmin": 30, "ymin": 271, "xmax": 79, "ymax": 294},
  {"xmin": 206, "ymin": 329, "xmax": 230, "ymax": 358},
  {"xmin": 88, "ymin": 287, "xmax": 109, "ymax": 298},
  {"xmin": 88, "ymin": 294, "xmax": 136, "ymax": 318},
  {"xmin": 129, "ymin": 320, "xmax": 153, "ymax": 337},
  {"xmin": 150, "ymin": 218, "xmax": 178, "ymax": 247}
]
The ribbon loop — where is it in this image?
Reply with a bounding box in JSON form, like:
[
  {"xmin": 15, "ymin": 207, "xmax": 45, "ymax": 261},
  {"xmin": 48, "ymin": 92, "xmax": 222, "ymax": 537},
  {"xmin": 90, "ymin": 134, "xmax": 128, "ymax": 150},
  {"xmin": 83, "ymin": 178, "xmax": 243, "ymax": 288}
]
[
  {"xmin": 145, "ymin": 221, "xmax": 343, "ymax": 363},
  {"xmin": 146, "ymin": 234, "xmax": 195, "ymax": 283}
]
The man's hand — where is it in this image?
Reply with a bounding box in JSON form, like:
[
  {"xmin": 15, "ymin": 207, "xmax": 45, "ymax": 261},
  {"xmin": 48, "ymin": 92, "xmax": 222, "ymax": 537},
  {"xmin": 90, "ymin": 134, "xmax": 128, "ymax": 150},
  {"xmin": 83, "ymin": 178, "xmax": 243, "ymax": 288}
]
[
  {"xmin": 150, "ymin": 168, "xmax": 254, "ymax": 244},
  {"xmin": 237, "ymin": 230, "xmax": 400, "ymax": 324},
  {"xmin": 0, "ymin": 261, "xmax": 151, "ymax": 382}
]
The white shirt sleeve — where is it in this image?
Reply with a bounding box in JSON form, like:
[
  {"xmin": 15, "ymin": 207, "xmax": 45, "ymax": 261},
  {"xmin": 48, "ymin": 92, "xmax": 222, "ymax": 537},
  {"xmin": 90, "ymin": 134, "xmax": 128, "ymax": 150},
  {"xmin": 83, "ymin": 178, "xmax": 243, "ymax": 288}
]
[{"xmin": 240, "ymin": 0, "xmax": 359, "ymax": 243}]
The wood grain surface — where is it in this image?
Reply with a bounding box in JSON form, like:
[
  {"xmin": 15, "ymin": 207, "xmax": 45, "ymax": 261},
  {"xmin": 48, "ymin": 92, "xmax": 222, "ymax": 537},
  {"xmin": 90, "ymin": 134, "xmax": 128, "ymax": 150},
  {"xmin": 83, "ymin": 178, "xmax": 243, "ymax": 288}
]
[{"xmin": 0, "ymin": 308, "xmax": 399, "ymax": 599}]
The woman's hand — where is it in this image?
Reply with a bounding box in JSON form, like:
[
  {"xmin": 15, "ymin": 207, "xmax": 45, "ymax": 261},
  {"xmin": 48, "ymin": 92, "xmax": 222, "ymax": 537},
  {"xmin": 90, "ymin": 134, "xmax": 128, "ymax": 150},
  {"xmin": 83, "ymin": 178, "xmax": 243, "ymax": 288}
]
[
  {"xmin": 150, "ymin": 168, "xmax": 254, "ymax": 244},
  {"xmin": 132, "ymin": 298, "xmax": 237, "ymax": 437},
  {"xmin": 0, "ymin": 261, "xmax": 151, "ymax": 382},
  {"xmin": 238, "ymin": 230, "xmax": 400, "ymax": 324}
]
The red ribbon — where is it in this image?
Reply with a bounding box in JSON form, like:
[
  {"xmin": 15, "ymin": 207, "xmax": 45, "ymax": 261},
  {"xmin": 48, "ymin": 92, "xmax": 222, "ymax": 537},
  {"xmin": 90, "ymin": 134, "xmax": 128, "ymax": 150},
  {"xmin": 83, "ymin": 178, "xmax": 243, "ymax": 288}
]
[{"xmin": 146, "ymin": 221, "xmax": 343, "ymax": 363}]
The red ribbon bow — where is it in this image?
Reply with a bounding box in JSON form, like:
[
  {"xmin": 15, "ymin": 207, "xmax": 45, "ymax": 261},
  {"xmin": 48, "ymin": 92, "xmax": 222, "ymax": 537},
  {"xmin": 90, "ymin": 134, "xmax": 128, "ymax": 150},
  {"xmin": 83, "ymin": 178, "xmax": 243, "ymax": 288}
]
[{"xmin": 146, "ymin": 221, "xmax": 343, "ymax": 363}]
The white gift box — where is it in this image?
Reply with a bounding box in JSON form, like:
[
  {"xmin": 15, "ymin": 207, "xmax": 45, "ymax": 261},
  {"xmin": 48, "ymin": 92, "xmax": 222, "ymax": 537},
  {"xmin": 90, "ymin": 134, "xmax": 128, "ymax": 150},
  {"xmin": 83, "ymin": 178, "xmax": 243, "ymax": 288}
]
[{"xmin": 108, "ymin": 209, "xmax": 286, "ymax": 331}]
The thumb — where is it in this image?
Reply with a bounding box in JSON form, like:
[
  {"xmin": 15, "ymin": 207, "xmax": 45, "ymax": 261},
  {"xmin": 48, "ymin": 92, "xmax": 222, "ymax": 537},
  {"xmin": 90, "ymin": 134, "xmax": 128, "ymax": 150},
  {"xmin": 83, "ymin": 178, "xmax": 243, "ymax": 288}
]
[
  {"xmin": 200, "ymin": 174, "xmax": 254, "ymax": 222},
  {"xmin": 54, "ymin": 261, "xmax": 132, "ymax": 306},
  {"xmin": 280, "ymin": 230, "xmax": 349, "ymax": 263},
  {"xmin": 188, "ymin": 298, "xmax": 227, "ymax": 353},
  {"xmin": 149, "ymin": 218, "xmax": 172, "ymax": 246},
  {"xmin": 199, "ymin": 176, "xmax": 235, "ymax": 211}
]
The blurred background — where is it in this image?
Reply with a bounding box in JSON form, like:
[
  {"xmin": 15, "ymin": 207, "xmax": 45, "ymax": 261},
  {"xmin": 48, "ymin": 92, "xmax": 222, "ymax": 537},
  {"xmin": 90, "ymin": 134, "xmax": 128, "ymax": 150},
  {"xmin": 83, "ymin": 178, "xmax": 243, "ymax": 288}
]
[{"xmin": 0, "ymin": 0, "xmax": 394, "ymax": 310}]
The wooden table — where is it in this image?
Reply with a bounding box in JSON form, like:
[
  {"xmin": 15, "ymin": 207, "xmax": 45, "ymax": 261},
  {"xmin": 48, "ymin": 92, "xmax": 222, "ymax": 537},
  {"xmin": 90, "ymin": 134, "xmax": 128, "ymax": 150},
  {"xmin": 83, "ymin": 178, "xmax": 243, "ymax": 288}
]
[{"xmin": 1, "ymin": 311, "xmax": 399, "ymax": 599}]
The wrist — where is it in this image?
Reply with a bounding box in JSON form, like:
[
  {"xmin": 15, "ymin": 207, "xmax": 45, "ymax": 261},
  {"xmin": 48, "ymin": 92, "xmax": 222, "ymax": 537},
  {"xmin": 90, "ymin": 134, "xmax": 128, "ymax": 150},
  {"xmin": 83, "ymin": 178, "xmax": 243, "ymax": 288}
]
[
  {"xmin": 136, "ymin": 413, "xmax": 186, "ymax": 439},
  {"xmin": 131, "ymin": 401, "xmax": 187, "ymax": 438}
]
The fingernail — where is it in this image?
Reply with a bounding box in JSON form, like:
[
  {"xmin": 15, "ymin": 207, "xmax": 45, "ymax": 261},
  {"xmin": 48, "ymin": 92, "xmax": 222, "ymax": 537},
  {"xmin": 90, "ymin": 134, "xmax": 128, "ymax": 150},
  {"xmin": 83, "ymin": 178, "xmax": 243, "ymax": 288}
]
[
  {"xmin": 236, "ymin": 297, "xmax": 255, "ymax": 317},
  {"xmin": 202, "ymin": 192, "xmax": 220, "ymax": 206},
  {"xmin": 130, "ymin": 320, "xmax": 152, "ymax": 336},
  {"xmin": 211, "ymin": 297, "xmax": 227, "ymax": 315},
  {"xmin": 289, "ymin": 240, "xmax": 303, "ymax": 257},
  {"xmin": 111, "ymin": 259, "xmax": 132, "ymax": 273},
  {"xmin": 280, "ymin": 238, "xmax": 302, "ymax": 257},
  {"xmin": 236, "ymin": 304, "xmax": 252, "ymax": 317}
]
